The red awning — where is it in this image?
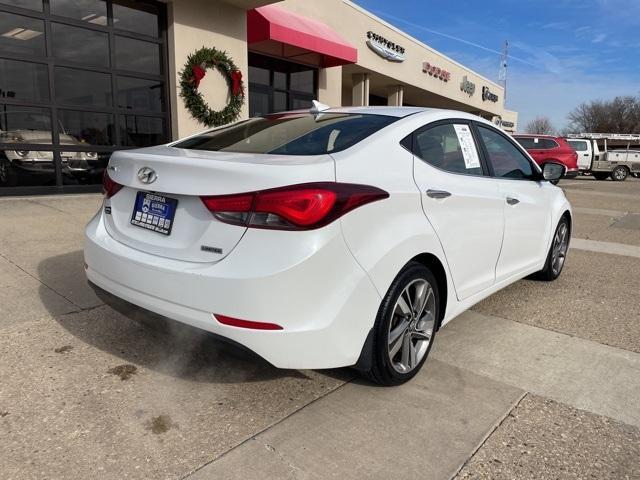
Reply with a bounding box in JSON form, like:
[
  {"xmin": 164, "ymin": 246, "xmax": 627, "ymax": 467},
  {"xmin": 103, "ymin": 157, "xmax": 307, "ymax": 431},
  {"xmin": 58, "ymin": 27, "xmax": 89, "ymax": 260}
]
[{"xmin": 247, "ymin": 5, "xmax": 357, "ymax": 68}]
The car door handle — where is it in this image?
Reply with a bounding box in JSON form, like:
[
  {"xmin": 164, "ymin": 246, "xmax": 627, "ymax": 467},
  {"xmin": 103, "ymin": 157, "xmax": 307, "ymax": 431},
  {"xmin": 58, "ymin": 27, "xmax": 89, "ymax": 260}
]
[
  {"xmin": 426, "ymin": 189, "xmax": 452, "ymax": 199},
  {"xmin": 506, "ymin": 196, "xmax": 520, "ymax": 205}
]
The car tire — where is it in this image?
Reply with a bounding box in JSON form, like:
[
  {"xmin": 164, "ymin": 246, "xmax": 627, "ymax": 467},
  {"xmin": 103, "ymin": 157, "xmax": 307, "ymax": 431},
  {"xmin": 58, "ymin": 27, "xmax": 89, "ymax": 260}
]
[
  {"xmin": 362, "ymin": 262, "xmax": 439, "ymax": 386},
  {"xmin": 611, "ymin": 165, "xmax": 629, "ymax": 181},
  {"xmin": 533, "ymin": 216, "xmax": 570, "ymax": 281},
  {"xmin": 0, "ymin": 157, "xmax": 16, "ymax": 187},
  {"xmin": 550, "ymin": 179, "xmax": 560, "ymax": 185}
]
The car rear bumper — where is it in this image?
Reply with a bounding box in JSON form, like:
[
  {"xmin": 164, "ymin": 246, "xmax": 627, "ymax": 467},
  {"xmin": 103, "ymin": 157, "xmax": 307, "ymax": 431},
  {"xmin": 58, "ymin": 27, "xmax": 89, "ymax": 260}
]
[
  {"xmin": 564, "ymin": 168, "xmax": 579, "ymax": 179},
  {"xmin": 84, "ymin": 210, "xmax": 381, "ymax": 369}
]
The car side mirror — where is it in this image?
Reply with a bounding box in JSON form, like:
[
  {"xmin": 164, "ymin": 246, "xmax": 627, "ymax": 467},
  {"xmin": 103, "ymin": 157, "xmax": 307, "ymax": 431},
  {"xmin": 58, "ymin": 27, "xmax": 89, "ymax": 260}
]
[{"xmin": 542, "ymin": 162, "xmax": 565, "ymax": 182}]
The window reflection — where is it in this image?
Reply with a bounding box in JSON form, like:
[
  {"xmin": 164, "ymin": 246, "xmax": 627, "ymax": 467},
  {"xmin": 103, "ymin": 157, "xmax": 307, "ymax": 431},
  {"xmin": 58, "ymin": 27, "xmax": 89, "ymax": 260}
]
[
  {"xmin": 52, "ymin": 23, "xmax": 109, "ymax": 67},
  {"xmin": 117, "ymin": 76, "xmax": 163, "ymax": 112},
  {"xmin": 120, "ymin": 115, "xmax": 163, "ymax": 147},
  {"xmin": 55, "ymin": 67, "xmax": 112, "ymax": 107},
  {"xmin": 0, "ymin": 12, "xmax": 45, "ymax": 56},
  {"xmin": 115, "ymin": 36, "xmax": 160, "ymax": 74},
  {"xmin": 61, "ymin": 150, "xmax": 108, "ymax": 186},
  {"xmin": 0, "ymin": 150, "xmax": 55, "ymax": 187},
  {"xmin": 113, "ymin": 1, "xmax": 158, "ymax": 37},
  {"xmin": 0, "ymin": 106, "xmax": 52, "ymax": 144},
  {"xmin": 0, "ymin": 59, "xmax": 49, "ymax": 103},
  {"xmin": 0, "ymin": 1, "xmax": 168, "ymax": 191},
  {"xmin": 50, "ymin": 0, "xmax": 107, "ymax": 24},
  {"xmin": 58, "ymin": 110, "xmax": 114, "ymax": 145},
  {"xmin": 0, "ymin": 0, "xmax": 42, "ymax": 11}
]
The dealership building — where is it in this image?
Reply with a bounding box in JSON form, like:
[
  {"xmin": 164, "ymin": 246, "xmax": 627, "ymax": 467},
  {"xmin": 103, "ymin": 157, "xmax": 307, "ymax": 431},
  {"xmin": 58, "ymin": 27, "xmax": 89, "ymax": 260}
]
[{"xmin": 0, "ymin": 0, "xmax": 518, "ymax": 195}]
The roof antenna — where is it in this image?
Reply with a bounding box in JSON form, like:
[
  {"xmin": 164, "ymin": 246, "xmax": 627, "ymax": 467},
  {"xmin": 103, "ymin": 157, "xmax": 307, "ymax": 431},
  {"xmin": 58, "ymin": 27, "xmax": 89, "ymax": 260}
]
[{"xmin": 310, "ymin": 100, "xmax": 331, "ymax": 114}]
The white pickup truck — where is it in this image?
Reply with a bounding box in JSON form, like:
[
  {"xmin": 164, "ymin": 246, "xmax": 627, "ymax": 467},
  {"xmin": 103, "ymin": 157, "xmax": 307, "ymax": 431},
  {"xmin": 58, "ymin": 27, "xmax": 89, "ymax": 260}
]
[{"xmin": 565, "ymin": 133, "xmax": 640, "ymax": 181}]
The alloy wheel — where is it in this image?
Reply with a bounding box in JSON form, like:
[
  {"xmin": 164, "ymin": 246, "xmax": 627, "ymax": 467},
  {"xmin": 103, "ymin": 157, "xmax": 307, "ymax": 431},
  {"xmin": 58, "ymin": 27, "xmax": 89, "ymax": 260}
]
[
  {"xmin": 613, "ymin": 167, "xmax": 628, "ymax": 181},
  {"xmin": 551, "ymin": 222, "xmax": 569, "ymax": 276},
  {"xmin": 387, "ymin": 278, "xmax": 436, "ymax": 373}
]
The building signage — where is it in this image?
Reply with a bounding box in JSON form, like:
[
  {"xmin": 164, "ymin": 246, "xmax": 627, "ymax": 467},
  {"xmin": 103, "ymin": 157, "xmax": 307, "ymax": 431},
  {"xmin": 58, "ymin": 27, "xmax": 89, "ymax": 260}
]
[
  {"xmin": 366, "ymin": 31, "xmax": 405, "ymax": 62},
  {"xmin": 460, "ymin": 76, "xmax": 475, "ymax": 96},
  {"xmin": 422, "ymin": 62, "xmax": 451, "ymax": 82},
  {"xmin": 482, "ymin": 86, "xmax": 499, "ymax": 103}
]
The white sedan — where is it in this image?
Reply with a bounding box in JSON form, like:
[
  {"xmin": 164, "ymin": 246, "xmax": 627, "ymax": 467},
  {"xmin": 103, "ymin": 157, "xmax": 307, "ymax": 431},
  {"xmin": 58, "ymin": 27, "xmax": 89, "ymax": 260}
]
[{"xmin": 85, "ymin": 106, "xmax": 571, "ymax": 385}]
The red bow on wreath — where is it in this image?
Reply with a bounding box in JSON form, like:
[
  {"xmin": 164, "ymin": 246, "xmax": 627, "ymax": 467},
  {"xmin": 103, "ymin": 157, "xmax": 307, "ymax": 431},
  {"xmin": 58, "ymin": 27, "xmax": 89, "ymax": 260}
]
[
  {"xmin": 191, "ymin": 64, "xmax": 206, "ymax": 88},
  {"xmin": 231, "ymin": 70, "xmax": 244, "ymax": 96}
]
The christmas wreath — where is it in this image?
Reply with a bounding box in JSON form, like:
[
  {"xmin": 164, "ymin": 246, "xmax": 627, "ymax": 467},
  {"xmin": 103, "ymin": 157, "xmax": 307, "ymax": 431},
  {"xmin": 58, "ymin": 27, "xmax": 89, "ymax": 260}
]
[{"xmin": 179, "ymin": 47, "xmax": 245, "ymax": 127}]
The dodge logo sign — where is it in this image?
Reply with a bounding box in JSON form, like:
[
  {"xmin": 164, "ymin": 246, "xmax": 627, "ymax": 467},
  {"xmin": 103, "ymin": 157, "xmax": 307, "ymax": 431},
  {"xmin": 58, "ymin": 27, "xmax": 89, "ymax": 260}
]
[{"xmin": 137, "ymin": 167, "xmax": 157, "ymax": 184}]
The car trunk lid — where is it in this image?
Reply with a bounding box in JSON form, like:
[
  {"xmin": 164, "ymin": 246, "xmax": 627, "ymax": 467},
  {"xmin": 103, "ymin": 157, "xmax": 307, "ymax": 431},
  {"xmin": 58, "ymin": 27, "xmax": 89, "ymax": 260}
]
[{"xmin": 103, "ymin": 146, "xmax": 335, "ymax": 263}]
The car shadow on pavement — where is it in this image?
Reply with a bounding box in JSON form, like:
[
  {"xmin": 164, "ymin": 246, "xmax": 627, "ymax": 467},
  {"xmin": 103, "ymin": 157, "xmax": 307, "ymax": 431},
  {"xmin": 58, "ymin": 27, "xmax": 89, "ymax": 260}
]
[{"xmin": 36, "ymin": 250, "xmax": 350, "ymax": 384}]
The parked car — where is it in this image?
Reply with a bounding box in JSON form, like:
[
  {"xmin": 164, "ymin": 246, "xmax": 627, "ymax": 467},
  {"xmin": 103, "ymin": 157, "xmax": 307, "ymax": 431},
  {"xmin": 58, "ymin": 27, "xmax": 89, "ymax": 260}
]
[
  {"xmin": 512, "ymin": 134, "xmax": 578, "ymax": 183},
  {"xmin": 565, "ymin": 134, "xmax": 640, "ymax": 181},
  {"xmin": 85, "ymin": 106, "xmax": 571, "ymax": 386}
]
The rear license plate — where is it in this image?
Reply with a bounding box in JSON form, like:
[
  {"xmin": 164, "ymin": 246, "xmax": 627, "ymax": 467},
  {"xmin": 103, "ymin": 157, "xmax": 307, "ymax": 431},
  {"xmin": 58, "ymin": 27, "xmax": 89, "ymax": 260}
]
[{"xmin": 130, "ymin": 191, "xmax": 178, "ymax": 236}]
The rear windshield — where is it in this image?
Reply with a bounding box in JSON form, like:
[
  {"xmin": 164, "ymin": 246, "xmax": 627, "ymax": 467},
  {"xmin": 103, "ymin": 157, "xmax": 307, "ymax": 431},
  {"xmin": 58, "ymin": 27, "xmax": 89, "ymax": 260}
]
[{"xmin": 173, "ymin": 113, "xmax": 398, "ymax": 155}]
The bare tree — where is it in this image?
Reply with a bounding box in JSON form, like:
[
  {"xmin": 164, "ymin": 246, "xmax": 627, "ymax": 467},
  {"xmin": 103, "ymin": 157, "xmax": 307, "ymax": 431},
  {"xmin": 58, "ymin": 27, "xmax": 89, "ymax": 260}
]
[
  {"xmin": 566, "ymin": 96, "xmax": 640, "ymax": 133},
  {"xmin": 525, "ymin": 116, "xmax": 555, "ymax": 135}
]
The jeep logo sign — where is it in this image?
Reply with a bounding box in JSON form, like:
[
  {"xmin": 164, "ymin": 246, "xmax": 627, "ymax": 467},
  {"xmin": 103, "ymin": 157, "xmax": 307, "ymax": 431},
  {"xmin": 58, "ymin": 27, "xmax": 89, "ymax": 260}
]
[
  {"xmin": 482, "ymin": 86, "xmax": 499, "ymax": 103},
  {"xmin": 460, "ymin": 76, "xmax": 475, "ymax": 96}
]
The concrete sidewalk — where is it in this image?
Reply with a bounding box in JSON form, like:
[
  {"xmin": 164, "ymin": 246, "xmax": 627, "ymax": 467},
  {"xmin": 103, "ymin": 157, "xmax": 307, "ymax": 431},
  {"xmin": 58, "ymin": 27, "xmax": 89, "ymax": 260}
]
[{"xmin": 188, "ymin": 360, "xmax": 524, "ymax": 480}]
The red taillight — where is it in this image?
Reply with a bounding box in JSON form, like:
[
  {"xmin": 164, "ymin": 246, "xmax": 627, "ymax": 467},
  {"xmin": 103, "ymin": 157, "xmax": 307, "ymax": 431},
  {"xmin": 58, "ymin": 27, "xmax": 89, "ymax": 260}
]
[
  {"xmin": 102, "ymin": 170, "xmax": 123, "ymax": 199},
  {"xmin": 214, "ymin": 314, "xmax": 283, "ymax": 330},
  {"xmin": 254, "ymin": 188, "xmax": 337, "ymax": 227},
  {"xmin": 200, "ymin": 182, "xmax": 388, "ymax": 230}
]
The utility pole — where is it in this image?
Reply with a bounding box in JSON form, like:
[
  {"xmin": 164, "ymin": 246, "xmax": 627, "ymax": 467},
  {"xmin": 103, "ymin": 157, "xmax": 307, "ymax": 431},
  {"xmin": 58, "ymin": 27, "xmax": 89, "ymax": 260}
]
[{"xmin": 498, "ymin": 40, "xmax": 508, "ymax": 103}]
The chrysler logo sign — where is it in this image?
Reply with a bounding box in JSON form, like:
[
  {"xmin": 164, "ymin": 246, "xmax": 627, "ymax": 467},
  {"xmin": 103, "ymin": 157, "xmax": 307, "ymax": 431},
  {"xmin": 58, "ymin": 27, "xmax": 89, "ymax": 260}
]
[
  {"xmin": 137, "ymin": 167, "xmax": 157, "ymax": 184},
  {"xmin": 366, "ymin": 31, "xmax": 405, "ymax": 62}
]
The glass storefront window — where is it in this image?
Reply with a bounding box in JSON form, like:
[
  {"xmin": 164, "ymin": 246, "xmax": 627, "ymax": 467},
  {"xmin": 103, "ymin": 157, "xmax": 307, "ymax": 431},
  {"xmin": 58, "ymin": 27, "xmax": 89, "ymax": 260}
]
[
  {"xmin": 248, "ymin": 53, "xmax": 317, "ymax": 117},
  {"xmin": 0, "ymin": 58, "xmax": 49, "ymax": 102},
  {"xmin": 113, "ymin": 0, "xmax": 158, "ymax": 37},
  {"xmin": 273, "ymin": 91, "xmax": 287, "ymax": 113},
  {"xmin": 117, "ymin": 76, "xmax": 163, "ymax": 112},
  {"xmin": 0, "ymin": 0, "xmax": 168, "ymax": 194},
  {"xmin": 115, "ymin": 36, "xmax": 160, "ymax": 74},
  {"xmin": 61, "ymin": 150, "xmax": 109, "ymax": 186},
  {"xmin": 58, "ymin": 110, "xmax": 114, "ymax": 146},
  {"xmin": 52, "ymin": 23, "xmax": 109, "ymax": 67},
  {"xmin": 120, "ymin": 115, "xmax": 163, "ymax": 147},
  {"xmin": 273, "ymin": 71, "xmax": 286, "ymax": 90},
  {"xmin": 0, "ymin": 12, "xmax": 45, "ymax": 56},
  {"xmin": 291, "ymin": 71, "xmax": 314, "ymax": 94},
  {"xmin": 55, "ymin": 67, "xmax": 112, "ymax": 107},
  {"xmin": 248, "ymin": 66, "xmax": 269, "ymax": 86},
  {"xmin": 249, "ymin": 90, "xmax": 269, "ymax": 118},
  {"xmin": 0, "ymin": 150, "xmax": 55, "ymax": 187},
  {"xmin": 50, "ymin": 0, "xmax": 107, "ymax": 24},
  {"xmin": 0, "ymin": 0, "xmax": 42, "ymax": 11},
  {"xmin": 0, "ymin": 105, "xmax": 52, "ymax": 144}
]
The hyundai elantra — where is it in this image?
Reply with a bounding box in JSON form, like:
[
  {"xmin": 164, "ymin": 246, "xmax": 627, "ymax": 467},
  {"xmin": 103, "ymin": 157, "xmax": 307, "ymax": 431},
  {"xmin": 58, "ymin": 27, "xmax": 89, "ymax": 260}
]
[{"xmin": 85, "ymin": 105, "xmax": 571, "ymax": 385}]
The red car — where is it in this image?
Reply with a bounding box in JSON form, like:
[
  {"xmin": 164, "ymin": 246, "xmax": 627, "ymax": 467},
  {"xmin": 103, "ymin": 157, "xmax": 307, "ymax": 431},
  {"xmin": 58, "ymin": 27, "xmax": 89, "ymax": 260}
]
[{"xmin": 512, "ymin": 134, "xmax": 579, "ymax": 182}]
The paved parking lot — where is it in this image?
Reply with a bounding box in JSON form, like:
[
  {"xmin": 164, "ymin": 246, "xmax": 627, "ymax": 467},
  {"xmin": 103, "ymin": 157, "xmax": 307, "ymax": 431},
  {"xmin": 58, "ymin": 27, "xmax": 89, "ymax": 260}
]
[{"xmin": 1, "ymin": 176, "xmax": 639, "ymax": 480}]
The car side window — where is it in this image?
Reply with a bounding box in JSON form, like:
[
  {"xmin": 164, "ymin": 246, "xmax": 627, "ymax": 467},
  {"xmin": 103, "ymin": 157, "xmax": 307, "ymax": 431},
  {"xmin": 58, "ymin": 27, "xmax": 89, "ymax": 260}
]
[
  {"xmin": 413, "ymin": 123, "xmax": 483, "ymax": 176},
  {"xmin": 477, "ymin": 126, "xmax": 536, "ymax": 180}
]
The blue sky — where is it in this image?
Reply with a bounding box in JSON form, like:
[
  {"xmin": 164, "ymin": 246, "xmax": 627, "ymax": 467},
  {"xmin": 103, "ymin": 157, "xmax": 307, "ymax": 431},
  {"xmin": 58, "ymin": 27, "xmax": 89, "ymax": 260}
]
[{"xmin": 354, "ymin": 0, "xmax": 640, "ymax": 131}]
